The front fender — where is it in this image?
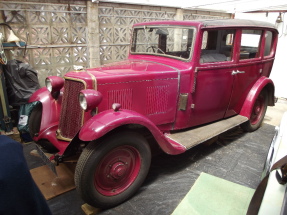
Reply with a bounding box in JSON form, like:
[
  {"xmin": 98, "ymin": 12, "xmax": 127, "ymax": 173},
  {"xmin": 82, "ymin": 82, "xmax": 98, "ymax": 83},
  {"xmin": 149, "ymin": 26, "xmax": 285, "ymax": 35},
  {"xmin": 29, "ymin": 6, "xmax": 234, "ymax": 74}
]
[
  {"xmin": 78, "ymin": 109, "xmax": 186, "ymax": 155},
  {"xmin": 240, "ymin": 77, "xmax": 275, "ymax": 119},
  {"xmin": 29, "ymin": 87, "xmax": 62, "ymax": 133}
]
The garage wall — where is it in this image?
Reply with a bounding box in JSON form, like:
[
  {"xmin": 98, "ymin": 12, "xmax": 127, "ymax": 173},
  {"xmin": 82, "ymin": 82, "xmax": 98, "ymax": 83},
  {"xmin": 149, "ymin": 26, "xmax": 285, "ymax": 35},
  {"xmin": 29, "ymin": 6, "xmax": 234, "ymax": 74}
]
[
  {"xmin": 98, "ymin": 5, "xmax": 176, "ymax": 65},
  {"xmin": 0, "ymin": 1, "xmax": 231, "ymax": 86},
  {"xmin": 97, "ymin": 4, "xmax": 230, "ymax": 65},
  {"xmin": 0, "ymin": 1, "xmax": 88, "ymax": 86}
]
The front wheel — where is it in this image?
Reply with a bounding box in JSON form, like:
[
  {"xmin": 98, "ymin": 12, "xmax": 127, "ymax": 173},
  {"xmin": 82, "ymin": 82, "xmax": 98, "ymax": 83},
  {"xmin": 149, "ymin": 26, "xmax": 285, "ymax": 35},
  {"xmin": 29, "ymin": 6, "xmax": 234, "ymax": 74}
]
[
  {"xmin": 28, "ymin": 103, "xmax": 42, "ymax": 139},
  {"xmin": 75, "ymin": 131, "xmax": 151, "ymax": 209},
  {"xmin": 241, "ymin": 90, "xmax": 268, "ymax": 132},
  {"xmin": 28, "ymin": 103, "xmax": 58, "ymax": 153}
]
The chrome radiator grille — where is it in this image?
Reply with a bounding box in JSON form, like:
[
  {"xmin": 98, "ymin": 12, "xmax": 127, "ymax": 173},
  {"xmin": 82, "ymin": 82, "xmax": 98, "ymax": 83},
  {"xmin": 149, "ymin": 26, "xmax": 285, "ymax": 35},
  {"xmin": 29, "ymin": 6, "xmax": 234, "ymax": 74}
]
[{"xmin": 58, "ymin": 79, "xmax": 85, "ymax": 140}]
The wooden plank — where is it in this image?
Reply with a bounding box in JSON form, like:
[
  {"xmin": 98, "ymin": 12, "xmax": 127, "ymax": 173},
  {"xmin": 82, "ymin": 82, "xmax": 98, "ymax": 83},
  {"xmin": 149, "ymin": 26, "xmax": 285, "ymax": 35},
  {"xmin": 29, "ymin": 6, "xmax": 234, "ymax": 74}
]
[
  {"xmin": 81, "ymin": 203, "xmax": 101, "ymax": 215},
  {"xmin": 166, "ymin": 115, "xmax": 248, "ymax": 149},
  {"xmin": 0, "ymin": 67, "xmax": 13, "ymax": 132},
  {"xmin": 30, "ymin": 163, "xmax": 76, "ymax": 200}
]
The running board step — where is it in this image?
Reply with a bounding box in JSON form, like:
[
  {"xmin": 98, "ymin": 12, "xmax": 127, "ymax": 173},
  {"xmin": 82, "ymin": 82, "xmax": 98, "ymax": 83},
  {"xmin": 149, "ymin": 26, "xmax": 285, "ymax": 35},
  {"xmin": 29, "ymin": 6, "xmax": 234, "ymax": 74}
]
[{"xmin": 165, "ymin": 115, "xmax": 248, "ymax": 150}]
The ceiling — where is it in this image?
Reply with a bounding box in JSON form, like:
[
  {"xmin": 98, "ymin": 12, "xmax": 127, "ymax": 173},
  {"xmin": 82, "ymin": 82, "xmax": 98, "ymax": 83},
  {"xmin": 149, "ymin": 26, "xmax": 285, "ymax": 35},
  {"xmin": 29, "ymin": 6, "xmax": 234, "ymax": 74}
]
[
  {"xmin": 96, "ymin": 0, "xmax": 287, "ymax": 13},
  {"xmin": 184, "ymin": 0, "xmax": 287, "ymax": 13}
]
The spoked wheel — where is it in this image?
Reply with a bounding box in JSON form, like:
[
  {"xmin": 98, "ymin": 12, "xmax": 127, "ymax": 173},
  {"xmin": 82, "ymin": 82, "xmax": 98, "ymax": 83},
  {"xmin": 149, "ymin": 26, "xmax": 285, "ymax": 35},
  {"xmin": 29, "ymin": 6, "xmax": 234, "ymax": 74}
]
[
  {"xmin": 241, "ymin": 90, "xmax": 268, "ymax": 132},
  {"xmin": 75, "ymin": 131, "xmax": 151, "ymax": 209}
]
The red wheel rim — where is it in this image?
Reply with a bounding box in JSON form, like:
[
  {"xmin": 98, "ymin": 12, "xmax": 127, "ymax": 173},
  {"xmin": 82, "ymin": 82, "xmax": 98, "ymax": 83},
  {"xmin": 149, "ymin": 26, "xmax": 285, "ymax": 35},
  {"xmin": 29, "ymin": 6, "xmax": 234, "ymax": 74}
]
[
  {"xmin": 94, "ymin": 145, "xmax": 141, "ymax": 196},
  {"xmin": 250, "ymin": 93, "xmax": 265, "ymax": 125}
]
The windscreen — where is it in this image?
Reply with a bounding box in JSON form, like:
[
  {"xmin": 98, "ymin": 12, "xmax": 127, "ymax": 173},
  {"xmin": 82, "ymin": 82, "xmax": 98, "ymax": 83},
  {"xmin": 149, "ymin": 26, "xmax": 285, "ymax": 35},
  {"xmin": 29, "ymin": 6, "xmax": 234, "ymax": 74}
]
[{"xmin": 131, "ymin": 26, "xmax": 195, "ymax": 60}]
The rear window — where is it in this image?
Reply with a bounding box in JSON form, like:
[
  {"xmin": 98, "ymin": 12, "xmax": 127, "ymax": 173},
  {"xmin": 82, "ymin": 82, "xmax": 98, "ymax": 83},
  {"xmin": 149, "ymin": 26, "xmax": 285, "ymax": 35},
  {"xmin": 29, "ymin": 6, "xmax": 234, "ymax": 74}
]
[
  {"xmin": 264, "ymin": 30, "xmax": 273, "ymax": 57},
  {"xmin": 240, "ymin": 29, "xmax": 262, "ymax": 60}
]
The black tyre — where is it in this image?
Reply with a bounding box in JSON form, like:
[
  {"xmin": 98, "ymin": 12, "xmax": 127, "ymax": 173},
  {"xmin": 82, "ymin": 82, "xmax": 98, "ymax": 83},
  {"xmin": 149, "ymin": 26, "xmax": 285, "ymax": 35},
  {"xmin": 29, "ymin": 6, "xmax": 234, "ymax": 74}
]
[
  {"xmin": 28, "ymin": 103, "xmax": 42, "ymax": 138},
  {"xmin": 75, "ymin": 131, "xmax": 151, "ymax": 209},
  {"xmin": 28, "ymin": 104, "xmax": 58, "ymax": 152},
  {"xmin": 241, "ymin": 90, "xmax": 268, "ymax": 132}
]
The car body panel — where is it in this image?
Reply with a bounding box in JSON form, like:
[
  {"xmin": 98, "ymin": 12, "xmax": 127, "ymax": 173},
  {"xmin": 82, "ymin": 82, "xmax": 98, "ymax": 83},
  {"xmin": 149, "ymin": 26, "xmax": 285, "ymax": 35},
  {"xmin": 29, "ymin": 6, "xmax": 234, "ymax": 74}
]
[
  {"xmin": 78, "ymin": 109, "xmax": 186, "ymax": 155},
  {"xmin": 28, "ymin": 87, "xmax": 62, "ymax": 133},
  {"xmin": 258, "ymin": 112, "xmax": 287, "ymax": 214},
  {"xmin": 240, "ymin": 77, "xmax": 274, "ymax": 119}
]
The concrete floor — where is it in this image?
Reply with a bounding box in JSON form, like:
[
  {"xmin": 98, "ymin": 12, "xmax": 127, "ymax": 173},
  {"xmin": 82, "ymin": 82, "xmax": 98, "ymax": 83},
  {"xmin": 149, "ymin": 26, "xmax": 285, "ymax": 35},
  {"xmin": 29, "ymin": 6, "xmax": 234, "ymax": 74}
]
[{"xmin": 264, "ymin": 97, "xmax": 287, "ymax": 126}]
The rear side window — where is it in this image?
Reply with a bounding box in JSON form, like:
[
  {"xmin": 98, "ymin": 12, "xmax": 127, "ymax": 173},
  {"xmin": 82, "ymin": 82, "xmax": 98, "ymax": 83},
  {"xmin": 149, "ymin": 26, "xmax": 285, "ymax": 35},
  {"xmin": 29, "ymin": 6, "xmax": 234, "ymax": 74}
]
[
  {"xmin": 240, "ymin": 29, "xmax": 262, "ymax": 60},
  {"xmin": 264, "ymin": 31, "xmax": 273, "ymax": 57},
  {"xmin": 200, "ymin": 29, "xmax": 235, "ymax": 64}
]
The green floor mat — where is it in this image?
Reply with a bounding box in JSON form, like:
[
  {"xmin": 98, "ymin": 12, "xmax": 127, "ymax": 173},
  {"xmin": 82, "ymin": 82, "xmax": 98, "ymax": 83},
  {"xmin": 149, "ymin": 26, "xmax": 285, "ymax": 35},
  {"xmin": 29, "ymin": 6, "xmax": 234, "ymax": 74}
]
[{"xmin": 172, "ymin": 172, "xmax": 255, "ymax": 215}]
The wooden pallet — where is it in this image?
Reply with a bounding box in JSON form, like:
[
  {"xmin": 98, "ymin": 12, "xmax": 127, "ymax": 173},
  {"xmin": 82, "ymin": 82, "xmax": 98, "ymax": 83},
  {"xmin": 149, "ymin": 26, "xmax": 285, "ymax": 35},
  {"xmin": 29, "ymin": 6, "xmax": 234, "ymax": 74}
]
[{"xmin": 30, "ymin": 163, "xmax": 76, "ymax": 200}]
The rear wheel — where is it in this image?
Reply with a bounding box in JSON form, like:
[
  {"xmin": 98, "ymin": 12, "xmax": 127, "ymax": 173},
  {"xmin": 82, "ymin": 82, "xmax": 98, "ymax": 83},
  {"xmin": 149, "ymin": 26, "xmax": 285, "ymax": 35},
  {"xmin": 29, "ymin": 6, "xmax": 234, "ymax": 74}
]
[
  {"xmin": 241, "ymin": 90, "xmax": 268, "ymax": 132},
  {"xmin": 75, "ymin": 131, "xmax": 151, "ymax": 208}
]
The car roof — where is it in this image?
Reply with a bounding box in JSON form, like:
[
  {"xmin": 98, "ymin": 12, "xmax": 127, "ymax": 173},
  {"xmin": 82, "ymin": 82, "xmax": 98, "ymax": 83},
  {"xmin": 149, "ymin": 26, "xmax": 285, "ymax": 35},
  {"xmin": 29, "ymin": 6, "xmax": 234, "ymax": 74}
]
[{"xmin": 133, "ymin": 19, "xmax": 277, "ymax": 31}]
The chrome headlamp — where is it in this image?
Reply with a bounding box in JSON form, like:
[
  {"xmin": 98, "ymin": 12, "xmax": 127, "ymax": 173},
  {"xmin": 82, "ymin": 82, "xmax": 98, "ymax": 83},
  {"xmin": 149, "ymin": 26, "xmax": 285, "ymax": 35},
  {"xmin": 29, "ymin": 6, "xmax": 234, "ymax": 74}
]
[
  {"xmin": 79, "ymin": 93, "xmax": 88, "ymax": 110},
  {"xmin": 79, "ymin": 90, "xmax": 102, "ymax": 111},
  {"xmin": 45, "ymin": 78, "xmax": 52, "ymax": 92},
  {"xmin": 45, "ymin": 76, "xmax": 64, "ymax": 93}
]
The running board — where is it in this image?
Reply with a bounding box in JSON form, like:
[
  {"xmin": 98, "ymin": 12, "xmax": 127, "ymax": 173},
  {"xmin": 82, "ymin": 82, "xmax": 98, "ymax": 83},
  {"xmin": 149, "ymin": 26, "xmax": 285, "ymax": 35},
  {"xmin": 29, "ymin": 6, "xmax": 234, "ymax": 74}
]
[{"xmin": 165, "ymin": 115, "xmax": 248, "ymax": 150}]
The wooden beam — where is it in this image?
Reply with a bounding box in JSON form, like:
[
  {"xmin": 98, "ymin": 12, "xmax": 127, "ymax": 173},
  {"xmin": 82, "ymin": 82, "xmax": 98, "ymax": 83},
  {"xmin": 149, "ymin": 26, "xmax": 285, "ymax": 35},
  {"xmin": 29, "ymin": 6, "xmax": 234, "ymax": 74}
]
[{"xmin": 245, "ymin": 10, "xmax": 287, "ymax": 13}]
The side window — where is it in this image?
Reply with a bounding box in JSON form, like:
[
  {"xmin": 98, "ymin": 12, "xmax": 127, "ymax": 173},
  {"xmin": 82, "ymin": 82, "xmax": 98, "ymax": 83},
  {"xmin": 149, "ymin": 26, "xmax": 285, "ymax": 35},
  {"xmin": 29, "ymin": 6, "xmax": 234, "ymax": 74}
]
[
  {"xmin": 200, "ymin": 29, "xmax": 235, "ymax": 64},
  {"xmin": 240, "ymin": 29, "xmax": 262, "ymax": 60},
  {"xmin": 264, "ymin": 31, "xmax": 273, "ymax": 57}
]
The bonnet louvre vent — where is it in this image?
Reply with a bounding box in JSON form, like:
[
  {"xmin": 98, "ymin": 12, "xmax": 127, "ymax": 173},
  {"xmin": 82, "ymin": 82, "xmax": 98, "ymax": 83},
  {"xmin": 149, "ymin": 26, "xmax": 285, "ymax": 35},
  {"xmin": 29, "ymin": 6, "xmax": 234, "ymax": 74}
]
[
  {"xmin": 146, "ymin": 86, "xmax": 168, "ymax": 115},
  {"xmin": 108, "ymin": 89, "xmax": 133, "ymax": 109}
]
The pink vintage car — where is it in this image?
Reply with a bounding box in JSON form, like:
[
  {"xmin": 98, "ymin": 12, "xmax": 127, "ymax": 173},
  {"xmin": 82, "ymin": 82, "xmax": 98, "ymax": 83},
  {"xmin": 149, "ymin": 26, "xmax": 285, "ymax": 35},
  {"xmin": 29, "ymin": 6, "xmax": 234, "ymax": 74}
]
[{"xmin": 28, "ymin": 19, "xmax": 278, "ymax": 208}]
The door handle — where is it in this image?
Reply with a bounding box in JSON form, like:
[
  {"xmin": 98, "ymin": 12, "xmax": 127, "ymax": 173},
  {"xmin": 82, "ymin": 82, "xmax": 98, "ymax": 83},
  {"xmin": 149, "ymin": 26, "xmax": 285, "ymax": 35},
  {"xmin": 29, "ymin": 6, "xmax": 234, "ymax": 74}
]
[{"xmin": 232, "ymin": 70, "xmax": 245, "ymax": 75}]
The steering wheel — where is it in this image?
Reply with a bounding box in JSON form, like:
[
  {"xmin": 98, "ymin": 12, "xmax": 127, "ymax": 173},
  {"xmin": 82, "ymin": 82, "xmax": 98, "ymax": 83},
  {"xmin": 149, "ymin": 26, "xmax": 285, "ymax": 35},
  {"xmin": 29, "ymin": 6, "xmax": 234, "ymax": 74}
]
[{"xmin": 146, "ymin": 46, "xmax": 165, "ymax": 54}]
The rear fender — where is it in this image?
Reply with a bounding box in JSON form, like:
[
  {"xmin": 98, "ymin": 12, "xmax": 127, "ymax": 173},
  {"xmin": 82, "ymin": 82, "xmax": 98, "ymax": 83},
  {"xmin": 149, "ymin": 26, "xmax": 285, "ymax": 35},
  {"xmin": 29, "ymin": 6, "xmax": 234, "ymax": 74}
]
[
  {"xmin": 29, "ymin": 87, "xmax": 62, "ymax": 132},
  {"xmin": 240, "ymin": 77, "xmax": 275, "ymax": 119},
  {"xmin": 78, "ymin": 109, "xmax": 186, "ymax": 155}
]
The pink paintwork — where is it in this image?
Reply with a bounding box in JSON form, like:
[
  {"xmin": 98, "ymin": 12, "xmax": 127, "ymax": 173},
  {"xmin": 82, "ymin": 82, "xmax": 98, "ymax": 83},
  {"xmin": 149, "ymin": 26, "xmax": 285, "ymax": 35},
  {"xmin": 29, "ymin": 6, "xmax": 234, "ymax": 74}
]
[
  {"xmin": 29, "ymin": 87, "xmax": 62, "ymax": 133},
  {"xmin": 34, "ymin": 123, "xmax": 69, "ymax": 155},
  {"xmin": 79, "ymin": 109, "xmax": 186, "ymax": 155},
  {"xmin": 46, "ymin": 76, "xmax": 64, "ymax": 94},
  {"xmin": 240, "ymin": 77, "xmax": 274, "ymax": 118},
  {"xmin": 29, "ymin": 19, "xmax": 278, "ymax": 158}
]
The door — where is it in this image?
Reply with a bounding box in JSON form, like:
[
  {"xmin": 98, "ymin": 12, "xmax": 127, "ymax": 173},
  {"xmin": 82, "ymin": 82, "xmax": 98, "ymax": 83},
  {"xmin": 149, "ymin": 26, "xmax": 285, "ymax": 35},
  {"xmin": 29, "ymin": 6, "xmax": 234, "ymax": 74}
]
[
  {"xmin": 225, "ymin": 29, "xmax": 264, "ymax": 117},
  {"xmin": 189, "ymin": 29, "xmax": 236, "ymax": 127}
]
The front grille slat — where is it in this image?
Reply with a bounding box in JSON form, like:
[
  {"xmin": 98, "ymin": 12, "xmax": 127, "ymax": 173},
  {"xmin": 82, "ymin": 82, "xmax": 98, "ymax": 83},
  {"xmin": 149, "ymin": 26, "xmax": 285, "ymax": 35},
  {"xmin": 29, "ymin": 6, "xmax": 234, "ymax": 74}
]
[{"xmin": 58, "ymin": 79, "xmax": 85, "ymax": 139}]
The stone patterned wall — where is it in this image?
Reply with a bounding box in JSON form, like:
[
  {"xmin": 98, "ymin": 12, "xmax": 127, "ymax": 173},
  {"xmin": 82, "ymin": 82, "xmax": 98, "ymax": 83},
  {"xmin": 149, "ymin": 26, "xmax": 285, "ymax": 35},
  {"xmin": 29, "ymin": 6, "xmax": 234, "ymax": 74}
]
[
  {"xmin": 183, "ymin": 11, "xmax": 230, "ymax": 21},
  {"xmin": 98, "ymin": 5, "xmax": 176, "ymax": 64},
  {"xmin": 0, "ymin": 1, "xmax": 231, "ymax": 86},
  {"xmin": 0, "ymin": 1, "xmax": 87, "ymax": 86}
]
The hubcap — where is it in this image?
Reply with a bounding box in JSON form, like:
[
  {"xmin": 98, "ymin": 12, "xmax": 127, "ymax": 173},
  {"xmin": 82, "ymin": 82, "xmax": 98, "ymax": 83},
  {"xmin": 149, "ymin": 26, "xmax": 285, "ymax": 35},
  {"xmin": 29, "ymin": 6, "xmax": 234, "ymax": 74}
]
[
  {"xmin": 250, "ymin": 94, "xmax": 265, "ymax": 125},
  {"xmin": 94, "ymin": 145, "xmax": 141, "ymax": 196},
  {"xmin": 254, "ymin": 105, "xmax": 261, "ymax": 115},
  {"xmin": 110, "ymin": 162, "xmax": 127, "ymax": 179}
]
